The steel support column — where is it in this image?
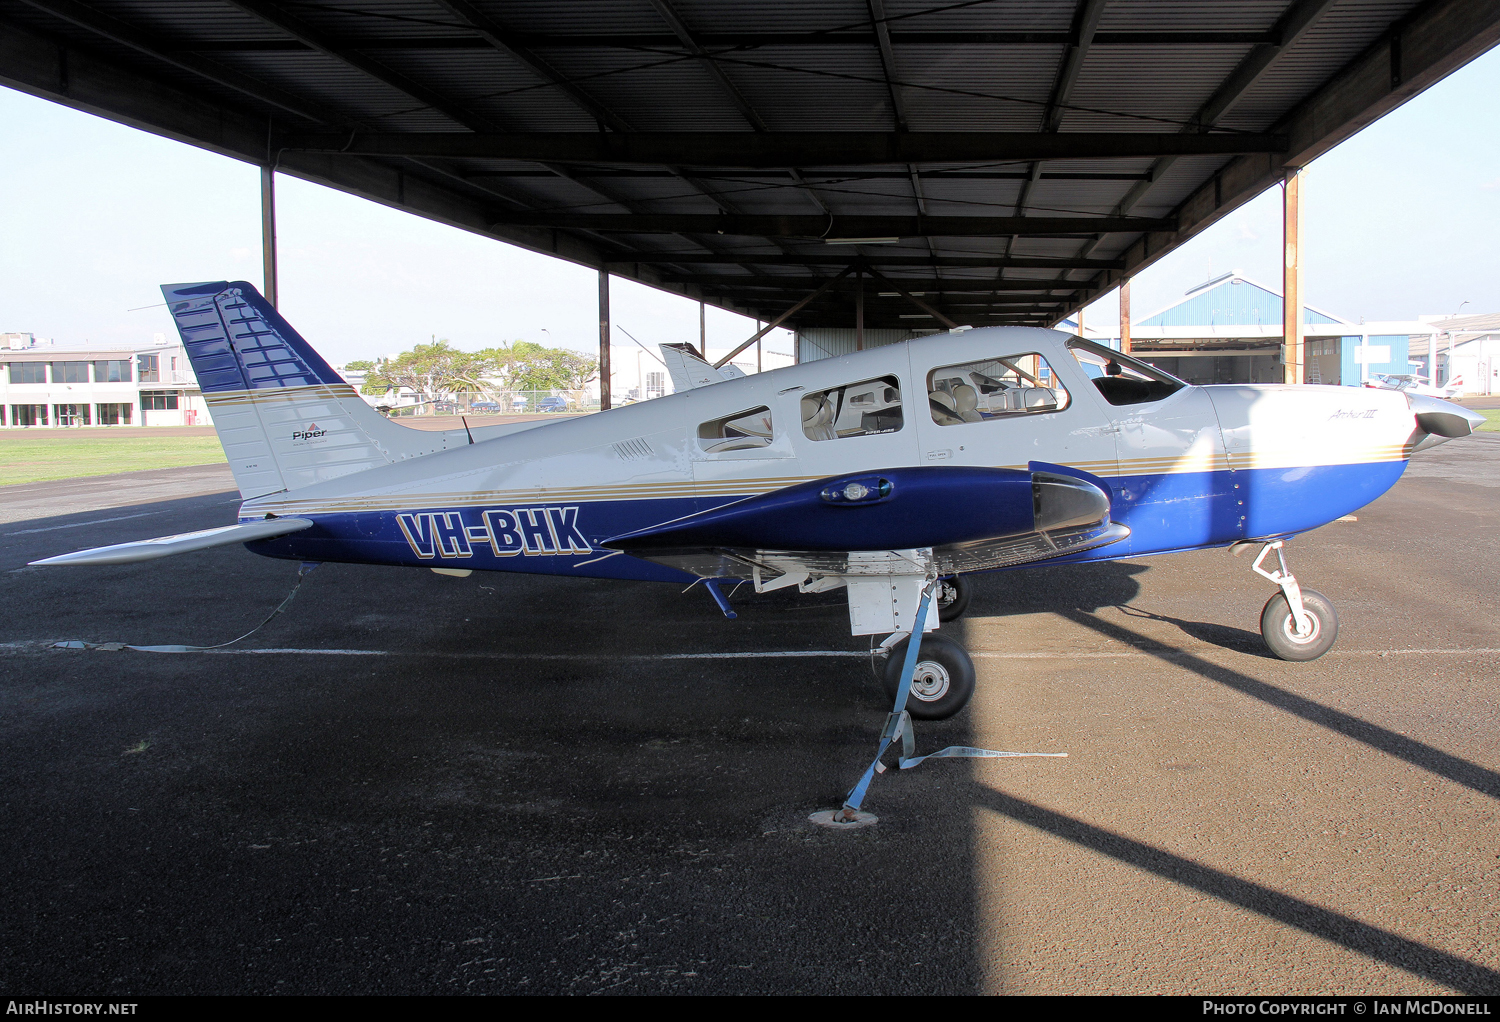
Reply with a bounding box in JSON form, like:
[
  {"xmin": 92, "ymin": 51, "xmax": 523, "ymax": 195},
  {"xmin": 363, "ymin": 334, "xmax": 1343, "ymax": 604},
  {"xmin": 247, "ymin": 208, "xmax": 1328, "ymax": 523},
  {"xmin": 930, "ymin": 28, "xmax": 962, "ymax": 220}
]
[
  {"xmin": 1119, "ymin": 277, "xmax": 1131, "ymax": 354},
  {"xmin": 855, "ymin": 269, "xmax": 864, "ymax": 350},
  {"xmin": 599, "ymin": 270, "xmax": 612, "ymax": 410},
  {"xmin": 699, "ymin": 301, "xmax": 706, "ymax": 359},
  {"xmin": 1283, "ymin": 169, "xmax": 1303, "ymax": 385},
  {"xmin": 260, "ymin": 167, "xmax": 278, "ymax": 308}
]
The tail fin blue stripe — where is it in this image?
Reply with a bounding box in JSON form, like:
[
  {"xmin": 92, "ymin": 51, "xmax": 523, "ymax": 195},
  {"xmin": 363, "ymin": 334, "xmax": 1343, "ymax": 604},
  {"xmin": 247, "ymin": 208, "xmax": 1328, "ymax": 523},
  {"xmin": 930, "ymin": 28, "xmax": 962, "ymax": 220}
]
[{"xmin": 160, "ymin": 281, "xmax": 345, "ymax": 393}]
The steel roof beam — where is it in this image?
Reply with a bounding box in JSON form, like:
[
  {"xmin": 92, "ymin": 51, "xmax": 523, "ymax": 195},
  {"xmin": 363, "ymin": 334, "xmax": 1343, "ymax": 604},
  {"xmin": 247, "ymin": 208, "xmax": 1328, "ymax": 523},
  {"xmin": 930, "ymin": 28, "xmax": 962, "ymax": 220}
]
[
  {"xmin": 171, "ymin": 32, "xmax": 1282, "ymax": 51},
  {"xmin": 221, "ymin": 0, "xmax": 497, "ymax": 133},
  {"xmin": 15, "ymin": 0, "xmax": 332, "ymax": 125},
  {"xmin": 610, "ymin": 254, "xmax": 1126, "ymax": 269},
  {"xmin": 282, "ymin": 131, "xmax": 1286, "ymax": 165},
  {"xmin": 1010, "ymin": 0, "xmax": 1106, "ymax": 281},
  {"xmin": 1093, "ymin": 0, "xmax": 1341, "ymax": 234},
  {"xmin": 493, "ymin": 214, "xmax": 1173, "ymax": 235},
  {"xmin": 0, "ymin": 13, "xmax": 617, "ymax": 269},
  {"xmin": 658, "ymin": 276, "xmax": 1084, "ymax": 292},
  {"xmin": 645, "ymin": 0, "xmax": 830, "ymax": 215},
  {"xmin": 10, "ymin": 1, "xmax": 555, "ymax": 218},
  {"xmin": 432, "ymin": 0, "xmax": 827, "ymax": 281},
  {"xmin": 1066, "ymin": 0, "xmax": 1500, "ymax": 320},
  {"xmin": 465, "ymin": 169, "xmax": 1153, "ymax": 181}
]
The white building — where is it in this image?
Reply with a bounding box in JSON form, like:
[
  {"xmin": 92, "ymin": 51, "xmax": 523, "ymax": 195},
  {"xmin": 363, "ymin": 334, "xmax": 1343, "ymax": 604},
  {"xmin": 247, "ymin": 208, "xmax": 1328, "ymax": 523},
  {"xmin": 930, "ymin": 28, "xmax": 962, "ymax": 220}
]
[
  {"xmin": 1419, "ymin": 313, "xmax": 1500, "ymax": 396},
  {"xmin": 1, "ymin": 333, "xmax": 212, "ymax": 427}
]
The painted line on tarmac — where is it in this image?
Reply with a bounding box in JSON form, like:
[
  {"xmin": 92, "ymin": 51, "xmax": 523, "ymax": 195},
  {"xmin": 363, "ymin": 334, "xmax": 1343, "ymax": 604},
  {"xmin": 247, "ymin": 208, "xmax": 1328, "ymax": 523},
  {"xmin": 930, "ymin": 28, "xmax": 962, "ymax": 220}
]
[
  {"xmin": 28, "ymin": 641, "xmax": 1500, "ymax": 660},
  {"xmin": 4, "ymin": 497, "xmax": 241, "ymax": 536}
]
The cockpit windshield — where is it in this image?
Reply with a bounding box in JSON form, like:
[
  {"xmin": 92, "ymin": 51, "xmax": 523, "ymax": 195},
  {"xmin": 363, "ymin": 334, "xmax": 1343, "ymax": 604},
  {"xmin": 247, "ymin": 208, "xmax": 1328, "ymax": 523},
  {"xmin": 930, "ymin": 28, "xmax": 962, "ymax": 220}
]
[{"xmin": 1065, "ymin": 337, "xmax": 1186, "ymax": 406}]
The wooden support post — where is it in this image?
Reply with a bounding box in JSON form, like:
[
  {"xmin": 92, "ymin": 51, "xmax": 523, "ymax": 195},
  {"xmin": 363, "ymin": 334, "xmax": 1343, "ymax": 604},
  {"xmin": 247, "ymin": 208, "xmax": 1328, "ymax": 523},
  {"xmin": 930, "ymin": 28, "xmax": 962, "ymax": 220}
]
[
  {"xmin": 855, "ymin": 269, "xmax": 865, "ymax": 350},
  {"xmin": 260, "ymin": 167, "xmax": 278, "ymax": 308},
  {"xmin": 1077, "ymin": 305, "xmax": 1084, "ymax": 337},
  {"xmin": 1119, "ymin": 277, "xmax": 1131, "ymax": 354},
  {"xmin": 1283, "ymin": 168, "xmax": 1304, "ymax": 385},
  {"xmin": 756, "ymin": 321, "xmax": 763, "ymax": 373},
  {"xmin": 598, "ymin": 270, "xmax": 611, "ymax": 411},
  {"xmin": 699, "ymin": 301, "xmax": 706, "ymax": 360}
]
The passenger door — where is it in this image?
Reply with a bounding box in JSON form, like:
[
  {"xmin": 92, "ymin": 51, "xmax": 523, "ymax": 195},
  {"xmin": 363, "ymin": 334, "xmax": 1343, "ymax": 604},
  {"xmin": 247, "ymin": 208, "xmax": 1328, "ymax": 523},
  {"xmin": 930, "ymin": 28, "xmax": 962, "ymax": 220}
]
[
  {"xmin": 780, "ymin": 352, "xmax": 921, "ymax": 482},
  {"xmin": 909, "ymin": 347, "xmax": 1117, "ymax": 481}
]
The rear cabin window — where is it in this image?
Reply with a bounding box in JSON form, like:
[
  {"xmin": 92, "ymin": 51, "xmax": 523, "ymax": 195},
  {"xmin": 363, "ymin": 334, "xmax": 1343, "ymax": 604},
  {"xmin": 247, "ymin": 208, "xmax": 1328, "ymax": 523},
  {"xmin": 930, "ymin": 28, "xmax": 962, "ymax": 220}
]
[
  {"xmin": 1065, "ymin": 337, "xmax": 1185, "ymax": 406},
  {"xmin": 698, "ymin": 405, "xmax": 774, "ymax": 452},
  {"xmin": 801, "ymin": 375, "xmax": 903, "ymax": 442},
  {"xmin": 926, "ymin": 354, "xmax": 1069, "ymax": 425}
]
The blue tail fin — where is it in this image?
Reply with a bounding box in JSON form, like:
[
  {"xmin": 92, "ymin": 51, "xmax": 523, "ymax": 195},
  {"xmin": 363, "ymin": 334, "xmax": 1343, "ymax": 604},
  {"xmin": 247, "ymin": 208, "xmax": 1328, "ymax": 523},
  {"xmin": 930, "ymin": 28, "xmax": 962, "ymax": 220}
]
[
  {"xmin": 161, "ymin": 280, "xmax": 487, "ymax": 499},
  {"xmin": 163, "ymin": 281, "xmax": 346, "ymax": 392}
]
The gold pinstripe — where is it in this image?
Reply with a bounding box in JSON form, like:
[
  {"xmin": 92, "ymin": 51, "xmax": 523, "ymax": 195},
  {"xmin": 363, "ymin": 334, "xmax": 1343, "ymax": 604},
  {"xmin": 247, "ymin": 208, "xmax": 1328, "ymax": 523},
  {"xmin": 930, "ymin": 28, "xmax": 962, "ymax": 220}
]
[{"xmin": 204, "ymin": 383, "xmax": 362, "ymax": 407}]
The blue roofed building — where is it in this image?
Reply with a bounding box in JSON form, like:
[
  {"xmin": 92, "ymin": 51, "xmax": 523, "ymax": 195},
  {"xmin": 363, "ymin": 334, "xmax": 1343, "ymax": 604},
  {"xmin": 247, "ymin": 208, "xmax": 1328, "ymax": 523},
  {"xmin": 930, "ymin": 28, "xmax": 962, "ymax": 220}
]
[{"xmin": 1064, "ymin": 272, "xmax": 1436, "ymax": 388}]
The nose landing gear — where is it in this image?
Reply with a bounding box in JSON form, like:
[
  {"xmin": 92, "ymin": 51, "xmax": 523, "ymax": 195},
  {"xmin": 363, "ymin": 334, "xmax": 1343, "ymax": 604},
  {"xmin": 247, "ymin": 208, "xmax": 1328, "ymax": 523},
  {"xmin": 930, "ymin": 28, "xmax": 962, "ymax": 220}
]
[{"xmin": 1235, "ymin": 539, "xmax": 1339, "ymax": 661}]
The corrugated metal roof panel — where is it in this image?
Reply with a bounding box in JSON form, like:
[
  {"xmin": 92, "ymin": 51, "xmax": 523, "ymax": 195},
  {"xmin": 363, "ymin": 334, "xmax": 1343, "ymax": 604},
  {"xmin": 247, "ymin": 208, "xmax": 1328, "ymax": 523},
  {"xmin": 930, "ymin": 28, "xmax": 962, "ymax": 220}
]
[{"xmin": 0, "ymin": 0, "xmax": 1473, "ymax": 328}]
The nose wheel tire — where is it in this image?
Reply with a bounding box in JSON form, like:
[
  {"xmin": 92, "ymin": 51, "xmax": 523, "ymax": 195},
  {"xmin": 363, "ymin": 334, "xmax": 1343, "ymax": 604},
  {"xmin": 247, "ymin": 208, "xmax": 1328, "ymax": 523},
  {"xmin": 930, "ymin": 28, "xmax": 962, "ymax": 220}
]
[
  {"xmin": 936, "ymin": 575, "xmax": 971, "ymax": 622},
  {"xmin": 881, "ymin": 633, "xmax": 976, "ymax": 720},
  {"xmin": 1260, "ymin": 588, "xmax": 1339, "ymax": 662}
]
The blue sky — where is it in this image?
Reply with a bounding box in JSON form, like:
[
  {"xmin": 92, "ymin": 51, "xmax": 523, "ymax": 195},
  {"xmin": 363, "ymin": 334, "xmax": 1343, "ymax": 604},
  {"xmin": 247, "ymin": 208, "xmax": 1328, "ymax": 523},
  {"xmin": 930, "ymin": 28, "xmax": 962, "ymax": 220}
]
[{"xmin": 2, "ymin": 42, "xmax": 1497, "ymax": 362}]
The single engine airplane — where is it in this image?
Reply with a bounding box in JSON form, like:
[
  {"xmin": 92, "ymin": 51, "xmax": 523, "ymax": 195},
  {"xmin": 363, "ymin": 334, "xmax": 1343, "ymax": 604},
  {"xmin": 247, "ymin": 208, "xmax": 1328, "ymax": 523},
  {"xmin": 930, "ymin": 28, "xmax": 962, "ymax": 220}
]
[
  {"xmin": 1364, "ymin": 372, "xmax": 1466, "ymax": 400},
  {"xmin": 33, "ymin": 281, "xmax": 1486, "ymax": 720}
]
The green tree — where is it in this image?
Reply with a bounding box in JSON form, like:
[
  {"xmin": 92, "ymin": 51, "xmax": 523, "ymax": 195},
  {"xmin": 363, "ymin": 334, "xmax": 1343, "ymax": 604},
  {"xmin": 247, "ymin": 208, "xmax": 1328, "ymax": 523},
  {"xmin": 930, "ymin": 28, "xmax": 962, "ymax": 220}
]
[
  {"xmin": 357, "ymin": 340, "xmax": 492, "ymax": 407},
  {"xmin": 351, "ymin": 339, "xmax": 599, "ymax": 412},
  {"xmin": 478, "ymin": 341, "xmax": 598, "ymax": 391}
]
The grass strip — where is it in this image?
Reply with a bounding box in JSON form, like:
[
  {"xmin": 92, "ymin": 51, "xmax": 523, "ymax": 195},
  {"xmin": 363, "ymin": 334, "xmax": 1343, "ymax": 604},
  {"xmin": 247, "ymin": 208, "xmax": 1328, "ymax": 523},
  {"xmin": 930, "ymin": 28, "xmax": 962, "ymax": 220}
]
[{"xmin": 0, "ymin": 430, "xmax": 226, "ymax": 486}]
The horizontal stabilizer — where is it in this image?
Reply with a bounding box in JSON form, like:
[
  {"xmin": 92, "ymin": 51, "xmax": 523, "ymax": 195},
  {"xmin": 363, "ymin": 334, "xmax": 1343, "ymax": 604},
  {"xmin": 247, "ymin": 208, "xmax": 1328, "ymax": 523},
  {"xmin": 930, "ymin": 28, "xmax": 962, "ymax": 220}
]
[{"xmin": 30, "ymin": 518, "xmax": 314, "ymax": 566}]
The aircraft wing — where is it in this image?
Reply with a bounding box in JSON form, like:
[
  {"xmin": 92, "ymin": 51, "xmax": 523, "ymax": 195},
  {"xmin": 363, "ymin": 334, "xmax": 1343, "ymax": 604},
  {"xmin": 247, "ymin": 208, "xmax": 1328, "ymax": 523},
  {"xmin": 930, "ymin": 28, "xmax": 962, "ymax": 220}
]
[
  {"xmin": 30, "ymin": 518, "xmax": 315, "ymax": 566},
  {"xmin": 603, "ymin": 466, "xmax": 1128, "ymax": 583}
]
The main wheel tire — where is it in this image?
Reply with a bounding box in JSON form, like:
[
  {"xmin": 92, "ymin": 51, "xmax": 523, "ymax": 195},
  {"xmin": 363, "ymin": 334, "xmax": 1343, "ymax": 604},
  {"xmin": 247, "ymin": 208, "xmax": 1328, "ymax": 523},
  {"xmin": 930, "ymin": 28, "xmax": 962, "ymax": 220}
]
[
  {"xmin": 936, "ymin": 575, "xmax": 971, "ymax": 622},
  {"xmin": 881, "ymin": 633, "xmax": 976, "ymax": 720},
  {"xmin": 1260, "ymin": 588, "xmax": 1339, "ymax": 662}
]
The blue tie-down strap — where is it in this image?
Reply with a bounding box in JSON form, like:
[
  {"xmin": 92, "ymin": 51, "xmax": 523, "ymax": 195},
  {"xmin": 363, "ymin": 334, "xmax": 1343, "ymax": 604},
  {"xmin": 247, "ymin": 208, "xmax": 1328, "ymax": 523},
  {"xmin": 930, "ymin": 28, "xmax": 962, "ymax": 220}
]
[{"xmin": 842, "ymin": 578, "xmax": 1066, "ymax": 814}]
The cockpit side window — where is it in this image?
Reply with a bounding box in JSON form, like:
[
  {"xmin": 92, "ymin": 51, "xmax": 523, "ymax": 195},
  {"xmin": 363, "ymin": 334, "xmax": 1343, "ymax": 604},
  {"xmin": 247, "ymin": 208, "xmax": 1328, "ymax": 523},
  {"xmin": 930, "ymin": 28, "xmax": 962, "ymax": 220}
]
[
  {"xmin": 1065, "ymin": 337, "xmax": 1186, "ymax": 406},
  {"xmin": 926, "ymin": 353, "xmax": 1069, "ymax": 425},
  {"xmin": 801, "ymin": 375, "xmax": 903, "ymax": 442},
  {"xmin": 698, "ymin": 405, "xmax": 773, "ymax": 452}
]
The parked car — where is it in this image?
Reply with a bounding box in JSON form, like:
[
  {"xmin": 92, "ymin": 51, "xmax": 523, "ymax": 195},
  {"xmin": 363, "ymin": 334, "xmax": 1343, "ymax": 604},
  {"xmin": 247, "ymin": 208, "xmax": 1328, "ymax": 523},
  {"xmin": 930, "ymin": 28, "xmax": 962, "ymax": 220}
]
[
  {"xmin": 468, "ymin": 401, "xmax": 501, "ymax": 413},
  {"xmin": 538, "ymin": 395, "xmax": 572, "ymax": 412}
]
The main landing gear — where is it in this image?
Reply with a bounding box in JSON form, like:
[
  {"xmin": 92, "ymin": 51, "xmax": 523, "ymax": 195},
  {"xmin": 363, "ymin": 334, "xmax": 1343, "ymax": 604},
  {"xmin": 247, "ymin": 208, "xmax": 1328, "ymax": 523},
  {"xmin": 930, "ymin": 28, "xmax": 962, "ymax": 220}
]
[
  {"xmin": 936, "ymin": 575, "xmax": 971, "ymax": 622},
  {"xmin": 1235, "ymin": 539, "xmax": 1339, "ymax": 661}
]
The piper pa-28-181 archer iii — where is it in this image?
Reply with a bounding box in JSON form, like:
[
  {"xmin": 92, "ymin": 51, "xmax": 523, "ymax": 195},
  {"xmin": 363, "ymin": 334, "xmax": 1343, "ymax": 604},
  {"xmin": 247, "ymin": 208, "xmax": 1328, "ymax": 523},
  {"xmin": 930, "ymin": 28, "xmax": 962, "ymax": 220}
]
[{"xmin": 34, "ymin": 281, "xmax": 1486, "ymax": 721}]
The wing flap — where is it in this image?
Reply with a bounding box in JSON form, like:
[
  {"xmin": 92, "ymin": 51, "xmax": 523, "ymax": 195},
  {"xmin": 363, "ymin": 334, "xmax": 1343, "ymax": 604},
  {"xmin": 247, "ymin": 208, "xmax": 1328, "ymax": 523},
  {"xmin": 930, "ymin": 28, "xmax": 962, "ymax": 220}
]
[
  {"xmin": 30, "ymin": 518, "xmax": 314, "ymax": 566},
  {"xmin": 625, "ymin": 522, "xmax": 1130, "ymax": 582}
]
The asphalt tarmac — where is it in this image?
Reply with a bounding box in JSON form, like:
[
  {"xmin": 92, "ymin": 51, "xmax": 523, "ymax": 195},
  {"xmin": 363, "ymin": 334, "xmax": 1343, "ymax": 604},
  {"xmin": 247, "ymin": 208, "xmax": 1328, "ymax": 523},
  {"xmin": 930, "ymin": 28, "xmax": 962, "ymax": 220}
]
[{"xmin": 0, "ymin": 436, "xmax": 1496, "ymax": 995}]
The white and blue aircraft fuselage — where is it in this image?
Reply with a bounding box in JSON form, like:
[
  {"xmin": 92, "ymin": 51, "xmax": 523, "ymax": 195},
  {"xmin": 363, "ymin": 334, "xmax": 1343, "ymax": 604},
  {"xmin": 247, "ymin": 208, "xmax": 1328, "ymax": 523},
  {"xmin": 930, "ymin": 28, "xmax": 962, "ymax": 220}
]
[{"xmin": 36, "ymin": 281, "xmax": 1485, "ymax": 720}]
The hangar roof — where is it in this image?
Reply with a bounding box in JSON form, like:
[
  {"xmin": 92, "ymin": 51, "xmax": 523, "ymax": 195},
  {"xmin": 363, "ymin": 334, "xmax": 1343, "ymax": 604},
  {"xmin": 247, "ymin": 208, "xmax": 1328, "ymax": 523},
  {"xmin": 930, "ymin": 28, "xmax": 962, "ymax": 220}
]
[{"xmin": 2, "ymin": 0, "xmax": 1498, "ymax": 334}]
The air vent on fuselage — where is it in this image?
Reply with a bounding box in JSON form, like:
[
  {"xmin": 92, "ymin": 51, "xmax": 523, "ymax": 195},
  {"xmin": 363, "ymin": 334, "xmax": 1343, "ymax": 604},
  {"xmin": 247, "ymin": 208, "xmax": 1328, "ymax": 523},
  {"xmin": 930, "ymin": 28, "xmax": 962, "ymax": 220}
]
[{"xmin": 613, "ymin": 437, "xmax": 655, "ymax": 461}]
